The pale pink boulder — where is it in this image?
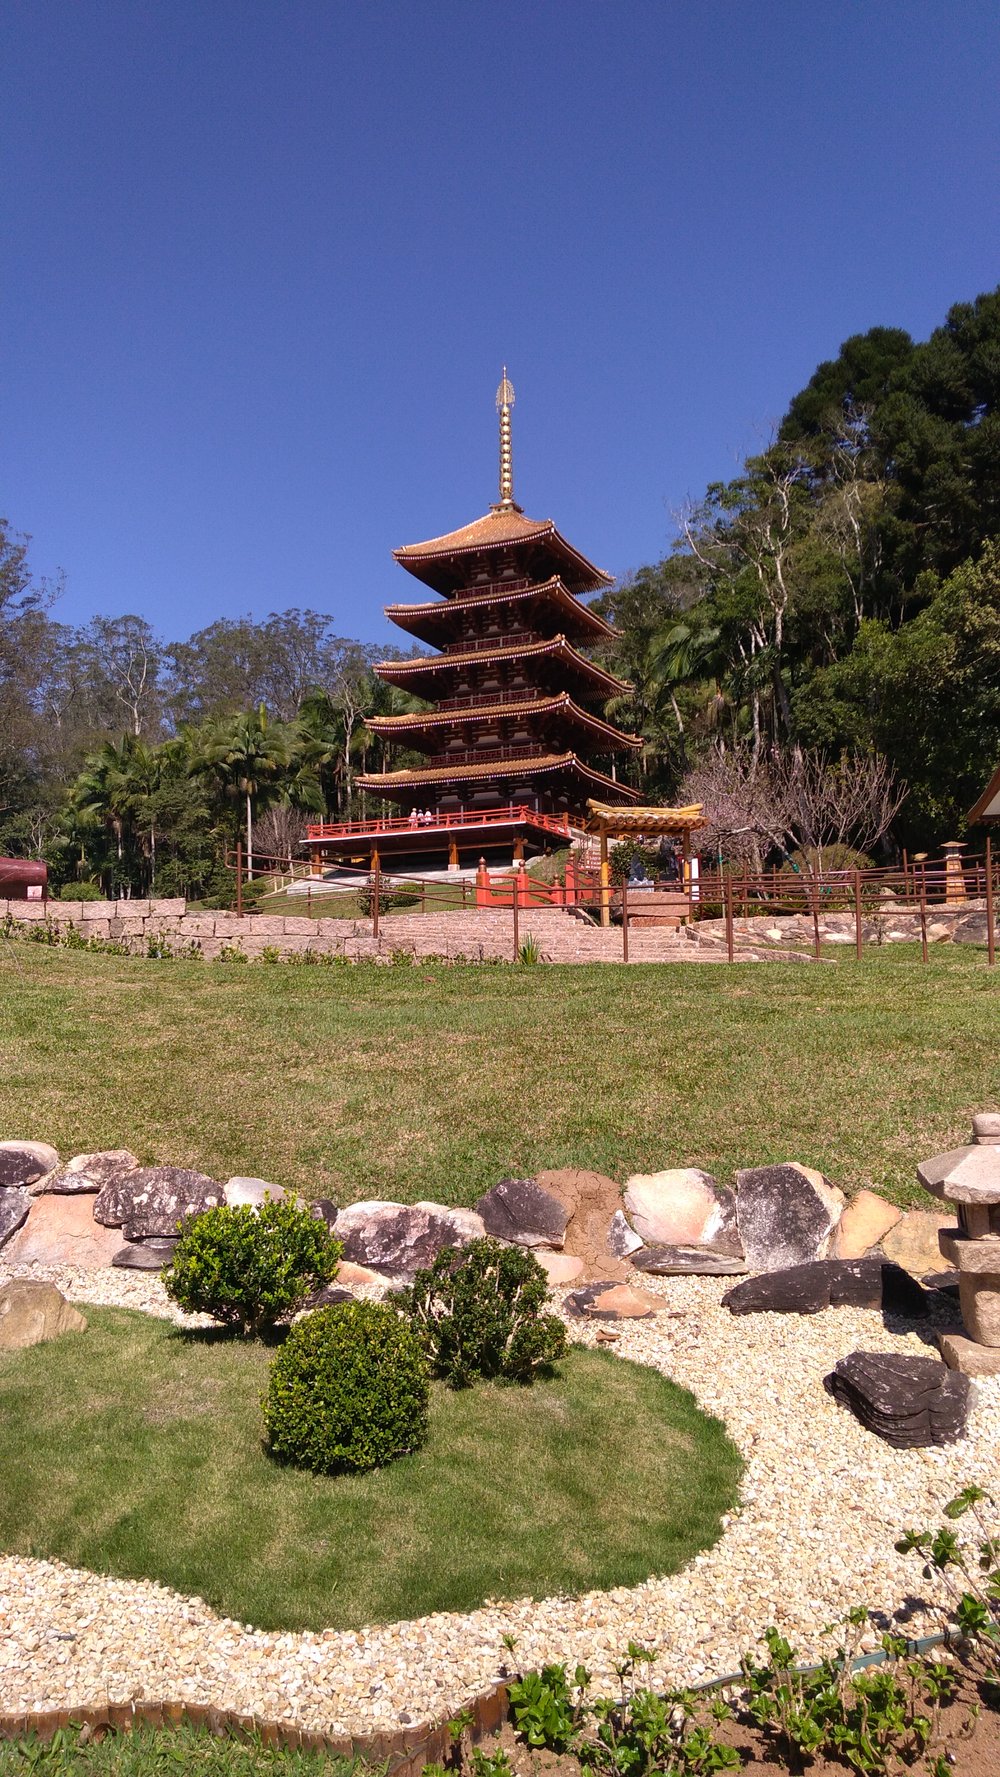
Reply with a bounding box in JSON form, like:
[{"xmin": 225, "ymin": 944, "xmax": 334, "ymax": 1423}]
[
  {"xmin": 5, "ymin": 1195, "xmax": 123, "ymax": 1269},
  {"xmin": 622, "ymin": 1168, "xmax": 738, "ymax": 1250},
  {"xmin": 535, "ymin": 1251, "xmax": 585, "ymax": 1285},
  {"xmin": 831, "ymin": 1189, "xmax": 903, "ymax": 1259}
]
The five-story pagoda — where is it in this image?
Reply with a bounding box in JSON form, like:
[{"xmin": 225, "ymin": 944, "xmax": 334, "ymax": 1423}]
[{"xmin": 309, "ymin": 374, "xmax": 641, "ymax": 873}]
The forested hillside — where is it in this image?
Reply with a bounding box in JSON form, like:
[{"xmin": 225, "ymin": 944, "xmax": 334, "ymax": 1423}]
[{"xmin": 3, "ymin": 285, "xmax": 999, "ymax": 894}]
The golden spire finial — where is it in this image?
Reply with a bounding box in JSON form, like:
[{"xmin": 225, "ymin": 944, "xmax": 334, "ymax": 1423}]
[{"xmin": 495, "ymin": 366, "xmax": 515, "ymax": 506}]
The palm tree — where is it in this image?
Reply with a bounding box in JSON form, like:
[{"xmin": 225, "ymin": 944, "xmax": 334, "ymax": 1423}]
[
  {"xmin": 74, "ymin": 734, "xmax": 163, "ymax": 890},
  {"xmin": 192, "ymin": 704, "xmax": 291, "ymax": 876}
]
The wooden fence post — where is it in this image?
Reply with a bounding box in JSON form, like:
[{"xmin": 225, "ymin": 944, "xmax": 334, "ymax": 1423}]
[
  {"xmin": 919, "ymin": 874, "xmax": 928, "ymax": 963},
  {"xmin": 853, "ymin": 869, "xmax": 862, "ymax": 961},
  {"xmin": 724, "ymin": 872, "xmax": 735, "ymax": 963},
  {"xmin": 235, "ymin": 840, "xmax": 243, "ymax": 917},
  {"xmin": 512, "ymin": 866, "xmax": 520, "ymax": 960},
  {"xmin": 372, "ymin": 854, "xmax": 380, "ymax": 943},
  {"xmin": 987, "ymin": 834, "xmax": 996, "ymax": 968},
  {"xmin": 811, "ymin": 874, "xmax": 821, "ymax": 960},
  {"xmin": 621, "ymin": 875, "xmax": 629, "ymax": 963}
]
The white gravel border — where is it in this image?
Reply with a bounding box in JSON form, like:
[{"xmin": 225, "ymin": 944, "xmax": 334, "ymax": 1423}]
[{"xmin": 1, "ymin": 1259, "xmax": 995, "ymax": 1735}]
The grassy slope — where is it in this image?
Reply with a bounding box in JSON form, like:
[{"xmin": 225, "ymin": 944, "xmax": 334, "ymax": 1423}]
[
  {"xmin": 0, "ymin": 944, "xmax": 997, "ymax": 1207},
  {"xmin": 0, "ymin": 1307, "xmax": 739, "ymax": 1632},
  {"xmin": 0, "ymin": 1726, "xmax": 358, "ymax": 1777}
]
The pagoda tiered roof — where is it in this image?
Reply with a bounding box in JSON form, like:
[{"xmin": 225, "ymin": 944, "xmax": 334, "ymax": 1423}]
[
  {"xmin": 385, "ymin": 575, "xmax": 616, "ymax": 646},
  {"xmin": 366, "ymin": 691, "xmax": 642, "ymax": 754},
  {"xmin": 357, "ymin": 752, "xmax": 642, "ymax": 801},
  {"xmin": 375, "ymin": 634, "xmax": 631, "ymax": 707},
  {"xmin": 393, "ymin": 505, "xmax": 613, "ymax": 596}
]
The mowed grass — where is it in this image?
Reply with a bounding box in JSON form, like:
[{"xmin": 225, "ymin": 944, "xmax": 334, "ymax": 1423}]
[
  {"xmin": 0, "ymin": 1723, "xmax": 358, "ymax": 1777},
  {"xmin": 0, "ymin": 1308, "xmax": 740, "ymax": 1631},
  {"xmin": 0, "ymin": 943, "xmax": 998, "ymax": 1207}
]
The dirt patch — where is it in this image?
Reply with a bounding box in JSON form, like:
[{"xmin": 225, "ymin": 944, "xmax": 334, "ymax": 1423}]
[{"xmin": 535, "ymin": 1168, "xmax": 629, "ymax": 1282}]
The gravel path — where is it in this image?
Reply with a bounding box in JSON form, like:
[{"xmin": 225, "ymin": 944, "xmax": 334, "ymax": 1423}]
[{"xmin": 1, "ymin": 1260, "xmax": 994, "ymax": 1735}]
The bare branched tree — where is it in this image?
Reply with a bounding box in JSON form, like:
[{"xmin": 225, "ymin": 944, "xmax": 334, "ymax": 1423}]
[
  {"xmin": 253, "ymin": 804, "xmax": 310, "ymax": 870},
  {"xmin": 679, "ymin": 740, "xmax": 796, "ymax": 869}
]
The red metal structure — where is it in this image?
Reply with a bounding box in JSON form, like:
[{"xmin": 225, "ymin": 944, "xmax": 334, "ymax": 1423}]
[{"xmin": 0, "ymin": 858, "xmax": 47, "ymax": 899}]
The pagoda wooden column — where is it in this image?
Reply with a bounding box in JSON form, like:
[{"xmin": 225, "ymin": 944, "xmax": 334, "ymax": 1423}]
[
  {"xmin": 448, "ymin": 837, "xmax": 460, "ymax": 871},
  {"xmin": 599, "ymin": 831, "xmax": 610, "ymax": 927}
]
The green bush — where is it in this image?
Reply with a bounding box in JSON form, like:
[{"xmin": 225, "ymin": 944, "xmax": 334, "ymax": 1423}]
[
  {"xmin": 397, "ymin": 1237, "xmax": 568, "ymax": 1388},
  {"xmin": 164, "ymin": 1197, "xmax": 342, "ymax": 1337},
  {"xmin": 263, "ymin": 1300, "xmax": 429, "ymax": 1473},
  {"xmin": 59, "ymin": 880, "xmax": 103, "ymax": 901}
]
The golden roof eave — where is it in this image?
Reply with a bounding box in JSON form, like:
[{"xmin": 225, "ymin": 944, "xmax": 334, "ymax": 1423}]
[
  {"xmin": 385, "ymin": 575, "xmax": 619, "ymax": 641},
  {"xmin": 366, "ymin": 693, "xmax": 643, "ymax": 751},
  {"xmin": 358, "ymin": 754, "xmax": 643, "ymax": 799},
  {"xmin": 586, "ymin": 799, "xmax": 707, "ymax": 835},
  {"xmin": 375, "ymin": 634, "xmax": 633, "ymax": 699},
  {"xmin": 393, "ymin": 509, "xmax": 613, "ymax": 594}
]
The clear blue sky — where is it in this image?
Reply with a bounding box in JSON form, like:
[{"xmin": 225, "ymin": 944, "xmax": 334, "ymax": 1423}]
[{"xmin": 4, "ymin": 1, "xmax": 999, "ymax": 648}]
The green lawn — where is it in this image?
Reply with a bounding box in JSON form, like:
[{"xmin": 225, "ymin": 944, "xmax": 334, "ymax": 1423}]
[
  {"xmin": 0, "ymin": 1724, "xmax": 358, "ymax": 1777},
  {"xmin": 0, "ymin": 943, "xmax": 996, "ymax": 1207},
  {"xmin": 0, "ymin": 1307, "xmax": 740, "ymax": 1632}
]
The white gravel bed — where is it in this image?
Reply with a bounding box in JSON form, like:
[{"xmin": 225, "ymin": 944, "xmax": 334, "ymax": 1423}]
[{"xmin": 0, "ymin": 1259, "xmax": 995, "ymax": 1737}]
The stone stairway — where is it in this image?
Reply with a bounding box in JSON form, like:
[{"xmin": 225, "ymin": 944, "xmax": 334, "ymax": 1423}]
[{"xmin": 353, "ymin": 906, "xmax": 754, "ymax": 963}]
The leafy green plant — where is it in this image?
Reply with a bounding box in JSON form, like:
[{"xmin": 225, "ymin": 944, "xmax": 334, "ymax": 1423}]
[
  {"xmin": 517, "ymin": 936, "xmax": 541, "ymax": 965},
  {"xmin": 397, "ymin": 1237, "xmax": 567, "ymax": 1389},
  {"xmin": 739, "ymin": 1614, "xmax": 962, "ymax": 1774},
  {"xmin": 897, "ymin": 1484, "xmax": 1000, "ymax": 1680},
  {"xmin": 58, "ymin": 880, "xmax": 104, "ymax": 901},
  {"xmin": 164, "ymin": 1196, "xmax": 342, "ymax": 1337},
  {"xmin": 263, "ymin": 1300, "xmax": 429, "ymax": 1474}
]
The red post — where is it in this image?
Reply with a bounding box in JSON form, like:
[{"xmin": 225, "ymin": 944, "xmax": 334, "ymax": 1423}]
[
  {"xmin": 512, "ymin": 866, "xmax": 520, "ymax": 959},
  {"xmin": 622, "ymin": 874, "xmax": 629, "ymax": 963},
  {"xmin": 235, "ymin": 839, "xmax": 243, "ymax": 917},
  {"xmin": 853, "ymin": 869, "xmax": 862, "ymax": 961},
  {"xmin": 372, "ymin": 854, "xmax": 380, "ymax": 943},
  {"xmin": 724, "ymin": 872, "xmax": 734, "ymax": 963},
  {"xmin": 811, "ymin": 875, "xmax": 821, "ymax": 960},
  {"xmin": 987, "ymin": 834, "xmax": 996, "ymax": 968},
  {"xmin": 919, "ymin": 877, "xmax": 928, "ymax": 963},
  {"xmin": 475, "ymin": 858, "xmax": 489, "ymax": 909}
]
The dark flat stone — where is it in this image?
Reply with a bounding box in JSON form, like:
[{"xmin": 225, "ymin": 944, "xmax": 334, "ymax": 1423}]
[
  {"xmin": 632, "ymin": 1244, "xmax": 748, "ymax": 1276},
  {"xmin": 824, "ymin": 1349, "xmax": 970, "ymax": 1448},
  {"xmin": 723, "ymin": 1258, "xmax": 929, "ymax": 1318},
  {"xmin": 475, "ymin": 1178, "xmax": 569, "ymax": 1249},
  {"xmin": 112, "ymin": 1238, "xmax": 179, "ymax": 1270},
  {"xmin": 0, "ymin": 1188, "xmax": 31, "ymax": 1250}
]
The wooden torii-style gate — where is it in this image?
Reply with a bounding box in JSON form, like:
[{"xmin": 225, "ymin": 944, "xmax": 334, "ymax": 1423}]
[{"xmin": 586, "ymin": 799, "xmax": 708, "ymax": 927}]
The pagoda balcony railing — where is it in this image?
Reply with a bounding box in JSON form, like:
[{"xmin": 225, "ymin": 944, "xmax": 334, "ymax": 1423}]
[
  {"xmin": 306, "ymin": 803, "xmax": 574, "ymax": 841},
  {"xmin": 452, "ymin": 576, "xmax": 535, "ymax": 599},
  {"xmin": 434, "ymin": 689, "xmax": 548, "ymax": 712},
  {"xmin": 442, "ymin": 631, "xmax": 540, "ymax": 655},
  {"xmin": 427, "ymin": 744, "xmax": 549, "ymax": 769}
]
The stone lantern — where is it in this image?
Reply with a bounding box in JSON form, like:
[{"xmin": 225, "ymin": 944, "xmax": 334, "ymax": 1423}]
[{"xmin": 918, "ymin": 1112, "xmax": 1000, "ymax": 1375}]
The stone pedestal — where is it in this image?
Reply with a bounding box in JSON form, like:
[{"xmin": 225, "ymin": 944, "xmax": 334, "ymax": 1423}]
[{"xmin": 919, "ymin": 1114, "xmax": 1000, "ymax": 1371}]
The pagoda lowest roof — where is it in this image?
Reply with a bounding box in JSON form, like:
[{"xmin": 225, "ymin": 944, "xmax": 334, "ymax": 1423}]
[
  {"xmin": 393, "ymin": 503, "xmax": 613, "ymax": 595},
  {"xmin": 358, "ymin": 751, "xmax": 642, "ymax": 800}
]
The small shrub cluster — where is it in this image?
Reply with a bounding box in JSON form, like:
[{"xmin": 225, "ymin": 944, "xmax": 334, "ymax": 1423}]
[
  {"xmin": 263, "ymin": 1300, "xmax": 429, "ymax": 1473},
  {"xmin": 164, "ymin": 1197, "xmax": 342, "ymax": 1338},
  {"xmin": 397, "ymin": 1237, "xmax": 567, "ymax": 1388}
]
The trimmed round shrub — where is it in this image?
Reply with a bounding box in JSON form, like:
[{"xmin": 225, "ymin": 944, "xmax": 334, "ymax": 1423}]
[
  {"xmin": 164, "ymin": 1196, "xmax": 342, "ymax": 1338},
  {"xmin": 398, "ymin": 1236, "xmax": 568, "ymax": 1388},
  {"xmin": 263, "ymin": 1301, "xmax": 429, "ymax": 1474}
]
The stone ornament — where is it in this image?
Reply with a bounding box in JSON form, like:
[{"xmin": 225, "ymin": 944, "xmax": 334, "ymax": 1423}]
[{"xmin": 919, "ymin": 1112, "xmax": 1000, "ymax": 1362}]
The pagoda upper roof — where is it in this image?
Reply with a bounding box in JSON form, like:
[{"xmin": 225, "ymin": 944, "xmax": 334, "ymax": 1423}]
[
  {"xmin": 385, "ymin": 576, "xmax": 616, "ymax": 646},
  {"xmin": 366, "ymin": 693, "xmax": 642, "ymax": 752},
  {"xmin": 357, "ymin": 752, "xmax": 642, "ymax": 801},
  {"xmin": 393, "ymin": 504, "xmax": 613, "ymax": 595},
  {"xmin": 375, "ymin": 634, "xmax": 632, "ymax": 703}
]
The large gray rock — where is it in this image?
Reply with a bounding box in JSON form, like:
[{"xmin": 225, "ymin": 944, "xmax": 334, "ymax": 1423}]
[
  {"xmin": 335, "ymin": 1200, "xmax": 484, "ymax": 1281},
  {"xmin": 632, "ymin": 1243, "xmax": 748, "ymax": 1276},
  {"xmin": 0, "ymin": 1141, "xmax": 59, "ymax": 1190},
  {"xmin": 0, "ymin": 1280, "xmax": 87, "ymax": 1350},
  {"xmin": 475, "ymin": 1178, "xmax": 569, "ymax": 1249},
  {"xmin": 824, "ymin": 1350, "xmax": 970, "ymax": 1447},
  {"xmin": 224, "ymin": 1176, "xmax": 287, "ymax": 1209},
  {"xmin": 111, "ymin": 1237, "xmax": 179, "ymax": 1270},
  {"xmin": 735, "ymin": 1163, "xmax": 845, "ymax": 1272},
  {"xmin": 94, "ymin": 1166, "xmax": 223, "ymax": 1238},
  {"xmin": 622, "ymin": 1168, "xmax": 740, "ymax": 1252},
  {"xmin": 43, "ymin": 1149, "xmax": 140, "ymax": 1194},
  {"xmin": 722, "ymin": 1257, "xmax": 928, "ymax": 1317},
  {"xmin": 0, "ymin": 1187, "xmax": 31, "ymax": 1249}
]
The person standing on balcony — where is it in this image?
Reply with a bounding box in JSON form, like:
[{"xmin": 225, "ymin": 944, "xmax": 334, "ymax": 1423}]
[{"xmin": 408, "ymin": 808, "xmax": 420, "ymax": 828}]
